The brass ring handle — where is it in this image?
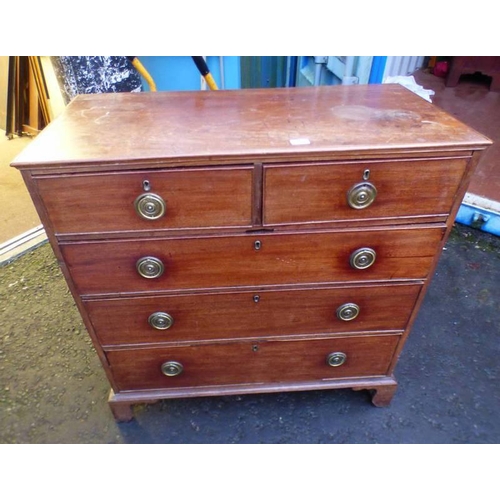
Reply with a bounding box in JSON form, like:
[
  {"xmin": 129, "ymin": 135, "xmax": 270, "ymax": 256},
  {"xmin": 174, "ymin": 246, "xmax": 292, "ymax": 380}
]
[
  {"xmin": 134, "ymin": 193, "xmax": 166, "ymax": 220},
  {"xmin": 350, "ymin": 247, "xmax": 376, "ymax": 270},
  {"xmin": 161, "ymin": 361, "xmax": 183, "ymax": 377},
  {"xmin": 148, "ymin": 312, "xmax": 174, "ymax": 330},
  {"xmin": 347, "ymin": 182, "xmax": 377, "ymax": 209},
  {"xmin": 336, "ymin": 303, "xmax": 360, "ymax": 321},
  {"xmin": 136, "ymin": 256, "xmax": 165, "ymax": 279},
  {"xmin": 326, "ymin": 352, "xmax": 347, "ymax": 367}
]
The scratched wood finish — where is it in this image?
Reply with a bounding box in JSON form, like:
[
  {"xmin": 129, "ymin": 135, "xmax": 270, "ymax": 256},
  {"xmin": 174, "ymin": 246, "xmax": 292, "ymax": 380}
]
[
  {"xmin": 34, "ymin": 167, "xmax": 253, "ymax": 234},
  {"xmin": 107, "ymin": 334, "xmax": 401, "ymax": 391},
  {"xmin": 61, "ymin": 226, "xmax": 445, "ymax": 296},
  {"xmin": 85, "ymin": 283, "xmax": 421, "ymax": 346},
  {"xmin": 264, "ymin": 157, "xmax": 468, "ymax": 226},
  {"xmin": 11, "ymin": 86, "xmax": 491, "ymax": 170},
  {"xmin": 11, "ymin": 85, "xmax": 492, "ymax": 417}
]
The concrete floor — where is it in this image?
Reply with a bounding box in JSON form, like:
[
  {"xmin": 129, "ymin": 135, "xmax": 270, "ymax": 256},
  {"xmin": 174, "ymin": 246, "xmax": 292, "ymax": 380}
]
[
  {"xmin": 0, "ymin": 224, "xmax": 498, "ymax": 443},
  {"xmin": 0, "ymin": 132, "xmax": 46, "ymax": 265},
  {"xmin": 0, "ymin": 132, "xmax": 40, "ymax": 243}
]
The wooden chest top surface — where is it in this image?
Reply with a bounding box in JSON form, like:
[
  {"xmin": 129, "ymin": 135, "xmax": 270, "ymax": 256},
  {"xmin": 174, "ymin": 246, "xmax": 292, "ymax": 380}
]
[{"xmin": 12, "ymin": 84, "xmax": 491, "ymax": 170}]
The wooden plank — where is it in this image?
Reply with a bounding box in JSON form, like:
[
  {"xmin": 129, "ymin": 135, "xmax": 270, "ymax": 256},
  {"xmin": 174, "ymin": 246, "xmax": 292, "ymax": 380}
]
[
  {"xmin": 28, "ymin": 59, "xmax": 40, "ymax": 132},
  {"xmin": 5, "ymin": 56, "xmax": 16, "ymax": 137},
  {"xmin": 28, "ymin": 56, "xmax": 50, "ymax": 124}
]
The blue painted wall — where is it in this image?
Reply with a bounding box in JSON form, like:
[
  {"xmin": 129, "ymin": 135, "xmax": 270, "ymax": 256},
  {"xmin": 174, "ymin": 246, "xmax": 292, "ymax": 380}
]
[
  {"xmin": 136, "ymin": 56, "xmax": 241, "ymax": 91},
  {"xmin": 368, "ymin": 56, "xmax": 387, "ymax": 84}
]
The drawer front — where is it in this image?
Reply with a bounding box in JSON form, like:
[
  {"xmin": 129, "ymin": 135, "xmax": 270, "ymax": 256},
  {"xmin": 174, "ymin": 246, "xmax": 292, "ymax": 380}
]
[
  {"xmin": 107, "ymin": 334, "xmax": 400, "ymax": 391},
  {"xmin": 35, "ymin": 167, "xmax": 253, "ymax": 234},
  {"xmin": 264, "ymin": 158, "xmax": 468, "ymax": 226},
  {"xmin": 86, "ymin": 283, "xmax": 421, "ymax": 346},
  {"xmin": 62, "ymin": 226, "xmax": 444, "ymax": 295}
]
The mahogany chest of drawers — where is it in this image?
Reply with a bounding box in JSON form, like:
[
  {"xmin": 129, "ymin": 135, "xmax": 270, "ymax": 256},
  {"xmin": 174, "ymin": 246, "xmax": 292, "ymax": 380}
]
[{"xmin": 12, "ymin": 85, "xmax": 491, "ymax": 422}]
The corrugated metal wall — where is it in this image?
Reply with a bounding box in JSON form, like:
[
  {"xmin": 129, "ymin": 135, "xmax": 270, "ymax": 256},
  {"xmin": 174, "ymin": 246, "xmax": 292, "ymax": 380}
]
[{"xmin": 383, "ymin": 56, "xmax": 425, "ymax": 78}]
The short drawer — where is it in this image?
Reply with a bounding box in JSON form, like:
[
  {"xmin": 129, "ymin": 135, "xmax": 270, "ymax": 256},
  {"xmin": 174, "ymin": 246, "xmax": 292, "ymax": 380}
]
[
  {"xmin": 264, "ymin": 157, "xmax": 468, "ymax": 226},
  {"xmin": 85, "ymin": 283, "xmax": 421, "ymax": 346},
  {"xmin": 62, "ymin": 225, "xmax": 444, "ymax": 296},
  {"xmin": 107, "ymin": 334, "xmax": 400, "ymax": 391},
  {"xmin": 35, "ymin": 166, "xmax": 253, "ymax": 234}
]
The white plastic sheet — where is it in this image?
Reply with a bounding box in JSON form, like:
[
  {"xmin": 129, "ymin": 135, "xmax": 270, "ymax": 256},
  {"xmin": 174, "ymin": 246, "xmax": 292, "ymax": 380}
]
[{"xmin": 383, "ymin": 75, "xmax": 435, "ymax": 103}]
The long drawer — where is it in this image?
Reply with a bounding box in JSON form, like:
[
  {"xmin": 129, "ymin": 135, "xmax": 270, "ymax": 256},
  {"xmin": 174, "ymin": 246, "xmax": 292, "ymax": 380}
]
[
  {"xmin": 62, "ymin": 225, "xmax": 445, "ymax": 296},
  {"xmin": 34, "ymin": 166, "xmax": 253, "ymax": 234},
  {"xmin": 86, "ymin": 283, "xmax": 421, "ymax": 346},
  {"xmin": 264, "ymin": 158, "xmax": 468, "ymax": 226},
  {"xmin": 106, "ymin": 334, "xmax": 401, "ymax": 391}
]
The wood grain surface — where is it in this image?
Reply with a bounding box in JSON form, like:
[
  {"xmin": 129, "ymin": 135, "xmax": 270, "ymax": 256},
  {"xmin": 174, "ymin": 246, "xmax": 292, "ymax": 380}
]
[
  {"xmin": 264, "ymin": 157, "xmax": 468, "ymax": 225},
  {"xmin": 106, "ymin": 334, "xmax": 400, "ymax": 391},
  {"xmin": 11, "ymin": 84, "xmax": 491, "ymax": 415},
  {"xmin": 85, "ymin": 283, "xmax": 421, "ymax": 346},
  {"xmin": 61, "ymin": 225, "xmax": 445, "ymax": 296},
  {"xmin": 35, "ymin": 166, "xmax": 253, "ymax": 234},
  {"xmin": 12, "ymin": 85, "xmax": 491, "ymax": 169}
]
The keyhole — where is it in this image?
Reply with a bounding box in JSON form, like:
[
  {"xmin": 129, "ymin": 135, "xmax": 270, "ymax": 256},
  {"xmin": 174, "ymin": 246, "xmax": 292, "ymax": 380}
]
[
  {"xmin": 254, "ymin": 240, "xmax": 261, "ymax": 251},
  {"xmin": 253, "ymin": 295, "xmax": 260, "ymax": 303},
  {"xmin": 363, "ymin": 169, "xmax": 370, "ymax": 181},
  {"xmin": 252, "ymin": 345, "xmax": 259, "ymax": 352},
  {"xmin": 143, "ymin": 180, "xmax": 151, "ymax": 191}
]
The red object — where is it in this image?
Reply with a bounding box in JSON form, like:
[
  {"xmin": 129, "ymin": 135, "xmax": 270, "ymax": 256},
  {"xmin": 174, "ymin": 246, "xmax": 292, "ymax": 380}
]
[{"xmin": 433, "ymin": 61, "xmax": 449, "ymax": 78}]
